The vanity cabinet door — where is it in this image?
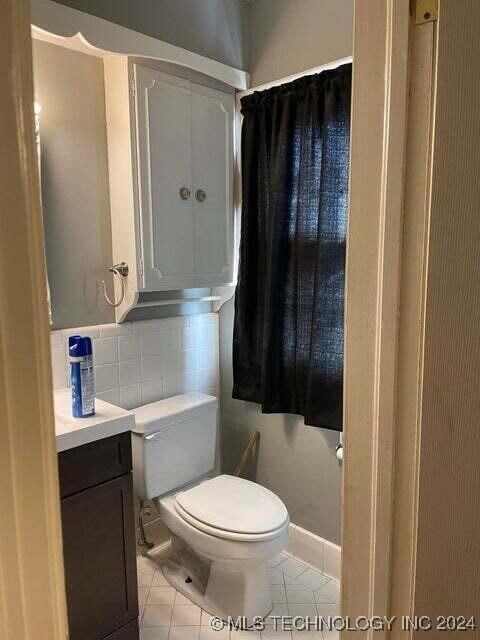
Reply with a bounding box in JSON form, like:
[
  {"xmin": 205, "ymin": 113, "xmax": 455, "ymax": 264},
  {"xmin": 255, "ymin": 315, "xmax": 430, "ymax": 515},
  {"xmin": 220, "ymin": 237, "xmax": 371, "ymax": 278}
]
[
  {"xmin": 133, "ymin": 64, "xmax": 234, "ymax": 292},
  {"xmin": 61, "ymin": 474, "xmax": 138, "ymax": 640}
]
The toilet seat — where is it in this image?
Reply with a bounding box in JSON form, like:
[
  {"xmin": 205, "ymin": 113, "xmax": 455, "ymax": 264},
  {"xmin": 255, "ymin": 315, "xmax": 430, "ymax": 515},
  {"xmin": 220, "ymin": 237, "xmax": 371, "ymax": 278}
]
[{"xmin": 174, "ymin": 475, "xmax": 289, "ymax": 542}]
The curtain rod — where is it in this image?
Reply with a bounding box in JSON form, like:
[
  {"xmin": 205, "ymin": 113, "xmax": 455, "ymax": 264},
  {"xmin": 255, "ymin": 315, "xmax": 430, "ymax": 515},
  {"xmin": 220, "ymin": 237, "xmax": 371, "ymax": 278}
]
[{"xmin": 238, "ymin": 55, "xmax": 353, "ymax": 99}]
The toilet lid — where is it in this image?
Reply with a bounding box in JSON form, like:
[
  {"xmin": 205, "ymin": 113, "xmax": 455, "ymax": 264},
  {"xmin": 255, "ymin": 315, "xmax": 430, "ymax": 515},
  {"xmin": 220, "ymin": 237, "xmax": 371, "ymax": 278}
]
[{"xmin": 175, "ymin": 475, "xmax": 289, "ymax": 537}]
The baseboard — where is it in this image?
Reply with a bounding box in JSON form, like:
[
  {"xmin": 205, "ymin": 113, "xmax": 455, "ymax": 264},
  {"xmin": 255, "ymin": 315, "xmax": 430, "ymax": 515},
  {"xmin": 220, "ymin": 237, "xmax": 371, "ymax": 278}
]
[
  {"xmin": 287, "ymin": 523, "xmax": 341, "ymax": 581},
  {"xmin": 137, "ymin": 517, "xmax": 341, "ymax": 581}
]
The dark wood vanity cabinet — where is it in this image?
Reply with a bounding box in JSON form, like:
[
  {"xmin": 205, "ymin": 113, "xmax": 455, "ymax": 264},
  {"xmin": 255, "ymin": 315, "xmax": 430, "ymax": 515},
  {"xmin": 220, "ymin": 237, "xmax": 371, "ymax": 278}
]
[{"xmin": 58, "ymin": 432, "xmax": 139, "ymax": 640}]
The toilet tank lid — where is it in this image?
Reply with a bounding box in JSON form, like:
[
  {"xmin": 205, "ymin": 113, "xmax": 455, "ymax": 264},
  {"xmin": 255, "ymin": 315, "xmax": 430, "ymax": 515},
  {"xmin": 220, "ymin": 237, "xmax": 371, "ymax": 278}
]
[{"xmin": 132, "ymin": 392, "xmax": 218, "ymax": 435}]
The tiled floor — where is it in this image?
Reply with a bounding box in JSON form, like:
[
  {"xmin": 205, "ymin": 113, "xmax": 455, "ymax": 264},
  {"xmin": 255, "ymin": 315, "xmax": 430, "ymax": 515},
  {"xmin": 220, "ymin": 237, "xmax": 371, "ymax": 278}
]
[{"xmin": 137, "ymin": 552, "xmax": 340, "ymax": 640}]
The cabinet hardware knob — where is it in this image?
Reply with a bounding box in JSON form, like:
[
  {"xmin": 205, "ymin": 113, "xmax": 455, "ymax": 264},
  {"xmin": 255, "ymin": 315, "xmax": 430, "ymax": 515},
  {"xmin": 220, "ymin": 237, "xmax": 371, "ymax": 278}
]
[
  {"xmin": 195, "ymin": 189, "xmax": 207, "ymax": 202},
  {"xmin": 179, "ymin": 187, "xmax": 191, "ymax": 201}
]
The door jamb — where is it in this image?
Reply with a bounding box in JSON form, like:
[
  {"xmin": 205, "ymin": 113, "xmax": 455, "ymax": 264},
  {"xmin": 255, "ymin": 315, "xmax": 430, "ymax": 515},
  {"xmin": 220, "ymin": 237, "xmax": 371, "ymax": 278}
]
[
  {"xmin": 343, "ymin": 0, "xmax": 436, "ymax": 636},
  {"xmin": 0, "ymin": 0, "xmax": 437, "ymax": 638},
  {"xmin": 0, "ymin": 2, "xmax": 67, "ymax": 639}
]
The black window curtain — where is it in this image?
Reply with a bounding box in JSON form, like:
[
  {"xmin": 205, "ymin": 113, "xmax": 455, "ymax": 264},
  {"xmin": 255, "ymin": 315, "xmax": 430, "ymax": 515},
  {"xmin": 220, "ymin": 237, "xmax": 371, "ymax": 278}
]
[{"xmin": 232, "ymin": 64, "xmax": 351, "ymax": 432}]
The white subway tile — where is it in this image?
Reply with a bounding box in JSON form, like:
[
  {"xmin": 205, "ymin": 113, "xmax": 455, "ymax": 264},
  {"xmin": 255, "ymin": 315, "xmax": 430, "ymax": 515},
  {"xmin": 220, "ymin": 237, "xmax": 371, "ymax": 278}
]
[
  {"xmin": 197, "ymin": 345, "xmax": 218, "ymax": 370},
  {"xmin": 141, "ymin": 356, "xmax": 164, "ymax": 381},
  {"xmin": 181, "ymin": 324, "xmax": 217, "ymax": 350},
  {"xmin": 141, "ymin": 379, "xmax": 165, "ymax": 404},
  {"xmin": 132, "ymin": 318, "xmax": 165, "ymax": 334},
  {"xmin": 141, "ymin": 329, "xmax": 180, "ymax": 356},
  {"xmin": 159, "ymin": 315, "xmax": 191, "ymax": 329},
  {"xmin": 52, "ymin": 316, "xmax": 219, "ymax": 410},
  {"xmin": 99, "ymin": 323, "xmax": 131, "ymax": 337},
  {"xmin": 119, "ymin": 359, "xmax": 141, "ymax": 386},
  {"xmin": 164, "ymin": 372, "xmax": 197, "ymax": 397},
  {"xmin": 51, "ymin": 344, "xmax": 67, "ymax": 390},
  {"xmin": 50, "ymin": 330, "xmax": 63, "ymax": 346},
  {"xmin": 163, "ymin": 349, "xmax": 199, "ymax": 375},
  {"xmin": 93, "ymin": 336, "xmax": 118, "ymax": 365},
  {"xmin": 201, "ymin": 386, "xmax": 218, "ymax": 398},
  {"xmin": 118, "ymin": 334, "xmax": 140, "ymax": 361},
  {"xmin": 196, "ymin": 368, "xmax": 218, "ymax": 392},
  {"xmin": 62, "ymin": 325, "xmax": 100, "ymax": 340},
  {"xmin": 140, "ymin": 332, "xmax": 162, "ymax": 356},
  {"xmin": 119, "ymin": 384, "xmax": 141, "ymax": 409},
  {"xmin": 189, "ymin": 312, "xmax": 217, "ymax": 325},
  {"xmin": 96, "ymin": 389, "xmax": 120, "ymax": 405},
  {"xmin": 94, "ymin": 363, "xmax": 119, "ymax": 392}
]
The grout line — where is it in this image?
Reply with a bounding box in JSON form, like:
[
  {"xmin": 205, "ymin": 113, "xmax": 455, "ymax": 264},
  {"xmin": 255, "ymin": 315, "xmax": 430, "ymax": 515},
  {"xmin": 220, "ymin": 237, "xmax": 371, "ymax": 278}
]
[{"xmin": 141, "ymin": 555, "xmax": 339, "ymax": 633}]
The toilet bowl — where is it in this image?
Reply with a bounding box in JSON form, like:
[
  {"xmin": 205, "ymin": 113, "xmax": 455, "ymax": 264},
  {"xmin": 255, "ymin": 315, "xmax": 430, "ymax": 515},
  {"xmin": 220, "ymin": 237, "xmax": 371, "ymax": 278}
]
[
  {"xmin": 131, "ymin": 393, "xmax": 289, "ymax": 622},
  {"xmin": 157, "ymin": 474, "xmax": 289, "ymax": 621}
]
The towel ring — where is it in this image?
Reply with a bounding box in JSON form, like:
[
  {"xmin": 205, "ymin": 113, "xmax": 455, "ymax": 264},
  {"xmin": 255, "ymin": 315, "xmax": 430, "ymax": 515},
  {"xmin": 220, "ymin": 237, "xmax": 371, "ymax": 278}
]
[{"xmin": 99, "ymin": 262, "xmax": 129, "ymax": 308}]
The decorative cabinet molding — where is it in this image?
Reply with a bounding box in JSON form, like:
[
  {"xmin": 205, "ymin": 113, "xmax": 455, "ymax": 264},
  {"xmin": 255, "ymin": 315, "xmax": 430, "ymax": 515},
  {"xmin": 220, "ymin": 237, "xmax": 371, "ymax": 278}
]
[{"xmin": 104, "ymin": 58, "xmax": 235, "ymax": 321}]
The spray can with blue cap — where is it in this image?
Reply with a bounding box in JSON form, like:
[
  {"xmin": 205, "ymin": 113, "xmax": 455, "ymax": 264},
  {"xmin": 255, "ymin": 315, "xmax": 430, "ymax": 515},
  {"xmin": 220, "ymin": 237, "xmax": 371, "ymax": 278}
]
[{"xmin": 69, "ymin": 335, "xmax": 95, "ymax": 417}]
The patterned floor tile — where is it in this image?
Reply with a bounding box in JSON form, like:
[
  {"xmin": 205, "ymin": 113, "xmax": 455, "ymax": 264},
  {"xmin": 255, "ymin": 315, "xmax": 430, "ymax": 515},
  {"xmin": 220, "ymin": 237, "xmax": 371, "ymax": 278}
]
[
  {"xmin": 142, "ymin": 604, "xmax": 174, "ymax": 627},
  {"xmin": 141, "ymin": 627, "xmax": 170, "ymax": 640},
  {"xmin": 147, "ymin": 586, "xmax": 176, "ymax": 605},
  {"xmin": 171, "ymin": 604, "xmax": 202, "ymax": 626},
  {"xmin": 270, "ymin": 585, "xmax": 287, "ymax": 603},
  {"xmin": 267, "ymin": 552, "xmax": 290, "ymax": 568},
  {"xmin": 314, "ymin": 581, "xmax": 339, "ymax": 605},
  {"xmin": 276, "ymin": 558, "xmax": 308, "ymax": 579},
  {"xmin": 169, "ymin": 626, "xmax": 201, "ymax": 640},
  {"xmin": 295, "ymin": 569, "xmax": 330, "ymax": 592},
  {"xmin": 285, "ymin": 585, "xmax": 315, "ymax": 604},
  {"xmin": 138, "ymin": 551, "xmax": 341, "ymax": 639}
]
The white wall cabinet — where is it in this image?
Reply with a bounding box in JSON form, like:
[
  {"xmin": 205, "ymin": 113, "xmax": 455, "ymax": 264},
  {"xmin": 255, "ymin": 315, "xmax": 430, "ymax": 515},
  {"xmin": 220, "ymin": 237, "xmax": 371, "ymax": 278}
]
[{"xmin": 104, "ymin": 58, "xmax": 235, "ymax": 321}]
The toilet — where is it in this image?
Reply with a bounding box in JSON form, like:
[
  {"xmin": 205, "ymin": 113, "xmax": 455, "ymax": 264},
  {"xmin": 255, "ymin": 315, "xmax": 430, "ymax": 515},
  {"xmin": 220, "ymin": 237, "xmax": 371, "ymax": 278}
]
[{"xmin": 131, "ymin": 392, "xmax": 289, "ymax": 622}]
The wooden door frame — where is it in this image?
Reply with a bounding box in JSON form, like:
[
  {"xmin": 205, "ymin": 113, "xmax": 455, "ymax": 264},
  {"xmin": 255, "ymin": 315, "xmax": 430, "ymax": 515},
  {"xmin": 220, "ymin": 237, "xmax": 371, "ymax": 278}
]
[
  {"xmin": 342, "ymin": 0, "xmax": 435, "ymax": 636},
  {"xmin": 0, "ymin": 0, "xmax": 436, "ymax": 638},
  {"xmin": 0, "ymin": 1, "xmax": 68, "ymax": 639}
]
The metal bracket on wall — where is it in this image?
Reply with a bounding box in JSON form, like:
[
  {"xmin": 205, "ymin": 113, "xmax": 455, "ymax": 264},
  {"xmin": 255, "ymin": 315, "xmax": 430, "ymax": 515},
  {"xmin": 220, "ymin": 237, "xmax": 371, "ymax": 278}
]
[{"xmin": 413, "ymin": 0, "xmax": 438, "ymax": 24}]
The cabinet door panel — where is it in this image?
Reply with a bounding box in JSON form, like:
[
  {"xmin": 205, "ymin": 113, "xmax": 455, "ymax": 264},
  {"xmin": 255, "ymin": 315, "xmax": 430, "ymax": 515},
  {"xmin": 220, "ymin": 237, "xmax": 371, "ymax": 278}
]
[
  {"xmin": 61, "ymin": 474, "xmax": 138, "ymax": 640},
  {"xmin": 134, "ymin": 65, "xmax": 193, "ymax": 289},
  {"xmin": 192, "ymin": 84, "xmax": 234, "ymax": 282}
]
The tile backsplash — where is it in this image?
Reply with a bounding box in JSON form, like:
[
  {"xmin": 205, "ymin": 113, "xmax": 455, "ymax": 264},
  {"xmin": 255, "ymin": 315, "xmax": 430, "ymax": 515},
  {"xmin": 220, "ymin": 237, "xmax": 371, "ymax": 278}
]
[{"xmin": 50, "ymin": 313, "xmax": 219, "ymax": 409}]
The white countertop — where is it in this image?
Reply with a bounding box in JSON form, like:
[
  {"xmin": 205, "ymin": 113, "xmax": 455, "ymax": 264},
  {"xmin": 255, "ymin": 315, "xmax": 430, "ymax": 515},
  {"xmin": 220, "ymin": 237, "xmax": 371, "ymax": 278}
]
[{"xmin": 54, "ymin": 389, "xmax": 135, "ymax": 452}]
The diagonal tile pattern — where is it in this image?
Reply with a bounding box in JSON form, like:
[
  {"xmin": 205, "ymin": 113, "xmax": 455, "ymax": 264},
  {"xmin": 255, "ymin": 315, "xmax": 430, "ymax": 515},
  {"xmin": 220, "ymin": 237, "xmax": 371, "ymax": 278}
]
[{"xmin": 137, "ymin": 553, "xmax": 340, "ymax": 640}]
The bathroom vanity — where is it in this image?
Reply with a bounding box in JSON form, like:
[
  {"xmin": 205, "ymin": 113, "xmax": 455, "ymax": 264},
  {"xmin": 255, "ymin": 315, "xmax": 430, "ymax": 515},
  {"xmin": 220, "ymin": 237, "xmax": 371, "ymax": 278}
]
[{"xmin": 55, "ymin": 391, "xmax": 139, "ymax": 640}]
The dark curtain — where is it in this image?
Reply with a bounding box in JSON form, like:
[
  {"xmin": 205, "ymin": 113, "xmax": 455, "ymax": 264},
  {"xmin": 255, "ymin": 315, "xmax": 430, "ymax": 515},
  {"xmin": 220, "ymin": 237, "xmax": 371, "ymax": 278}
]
[{"xmin": 232, "ymin": 64, "xmax": 351, "ymax": 432}]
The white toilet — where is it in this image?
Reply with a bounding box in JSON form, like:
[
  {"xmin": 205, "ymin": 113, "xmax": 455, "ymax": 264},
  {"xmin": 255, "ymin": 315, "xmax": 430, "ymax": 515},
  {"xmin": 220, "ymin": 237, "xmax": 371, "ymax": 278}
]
[{"xmin": 131, "ymin": 392, "xmax": 289, "ymax": 622}]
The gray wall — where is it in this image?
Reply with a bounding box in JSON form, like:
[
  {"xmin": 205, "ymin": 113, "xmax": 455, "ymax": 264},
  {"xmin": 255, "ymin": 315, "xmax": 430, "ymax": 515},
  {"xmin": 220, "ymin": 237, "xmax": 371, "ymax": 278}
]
[
  {"xmin": 249, "ymin": 0, "xmax": 353, "ymax": 86},
  {"xmin": 52, "ymin": 0, "xmax": 250, "ymax": 70},
  {"xmin": 219, "ymin": 298, "xmax": 342, "ymax": 543},
  {"xmin": 219, "ymin": 0, "xmax": 353, "ymax": 545},
  {"xmin": 33, "ymin": 39, "xmax": 115, "ymax": 328}
]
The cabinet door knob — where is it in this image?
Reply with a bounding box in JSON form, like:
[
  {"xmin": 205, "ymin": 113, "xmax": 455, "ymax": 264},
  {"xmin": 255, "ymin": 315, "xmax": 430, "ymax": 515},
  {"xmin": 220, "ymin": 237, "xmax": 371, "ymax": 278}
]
[
  {"xmin": 195, "ymin": 189, "xmax": 207, "ymax": 202},
  {"xmin": 179, "ymin": 186, "xmax": 191, "ymax": 201}
]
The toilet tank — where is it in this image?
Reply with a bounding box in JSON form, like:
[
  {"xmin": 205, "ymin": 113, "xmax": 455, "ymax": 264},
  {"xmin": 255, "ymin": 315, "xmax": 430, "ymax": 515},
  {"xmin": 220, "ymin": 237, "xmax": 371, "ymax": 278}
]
[{"xmin": 131, "ymin": 392, "xmax": 218, "ymax": 500}]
